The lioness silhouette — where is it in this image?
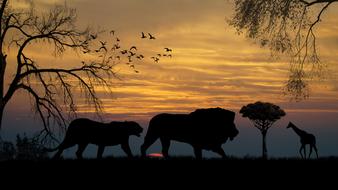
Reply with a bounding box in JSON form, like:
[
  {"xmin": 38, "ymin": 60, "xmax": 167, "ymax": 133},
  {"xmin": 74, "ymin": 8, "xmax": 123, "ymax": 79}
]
[{"xmin": 50, "ymin": 118, "xmax": 143, "ymax": 159}]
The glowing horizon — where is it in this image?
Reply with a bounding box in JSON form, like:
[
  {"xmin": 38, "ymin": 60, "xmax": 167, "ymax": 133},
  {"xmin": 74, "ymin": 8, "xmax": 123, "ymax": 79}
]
[{"xmin": 3, "ymin": 0, "xmax": 338, "ymax": 157}]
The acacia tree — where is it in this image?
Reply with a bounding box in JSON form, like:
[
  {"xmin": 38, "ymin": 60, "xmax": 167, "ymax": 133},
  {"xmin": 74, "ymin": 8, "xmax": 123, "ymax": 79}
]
[
  {"xmin": 0, "ymin": 0, "xmax": 132, "ymax": 142},
  {"xmin": 229, "ymin": 0, "xmax": 338, "ymax": 100},
  {"xmin": 240, "ymin": 101, "xmax": 286, "ymax": 159}
]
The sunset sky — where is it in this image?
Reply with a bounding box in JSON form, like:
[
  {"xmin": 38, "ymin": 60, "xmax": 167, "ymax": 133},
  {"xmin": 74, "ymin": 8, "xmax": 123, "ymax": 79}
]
[{"xmin": 3, "ymin": 0, "xmax": 338, "ymax": 158}]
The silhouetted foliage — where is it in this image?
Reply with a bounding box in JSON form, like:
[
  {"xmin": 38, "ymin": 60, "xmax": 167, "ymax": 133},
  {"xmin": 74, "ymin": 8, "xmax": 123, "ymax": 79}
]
[
  {"xmin": 141, "ymin": 108, "xmax": 239, "ymax": 159},
  {"xmin": 0, "ymin": 140, "xmax": 15, "ymax": 160},
  {"xmin": 240, "ymin": 102, "xmax": 286, "ymax": 159},
  {"xmin": 229, "ymin": 0, "xmax": 337, "ymax": 100},
  {"xmin": 16, "ymin": 134, "xmax": 48, "ymax": 160}
]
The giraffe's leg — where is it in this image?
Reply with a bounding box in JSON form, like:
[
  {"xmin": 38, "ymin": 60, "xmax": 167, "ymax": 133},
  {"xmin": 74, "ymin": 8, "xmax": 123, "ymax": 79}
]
[
  {"xmin": 309, "ymin": 145, "xmax": 313, "ymax": 159},
  {"xmin": 303, "ymin": 145, "xmax": 307, "ymax": 160},
  {"xmin": 299, "ymin": 145, "xmax": 304, "ymax": 159},
  {"xmin": 97, "ymin": 145, "xmax": 105, "ymax": 159},
  {"xmin": 313, "ymin": 145, "xmax": 319, "ymax": 159}
]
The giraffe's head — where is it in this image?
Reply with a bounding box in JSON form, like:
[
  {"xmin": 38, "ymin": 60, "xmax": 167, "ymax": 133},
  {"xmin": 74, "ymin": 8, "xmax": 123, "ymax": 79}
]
[{"xmin": 286, "ymin": 122, "xmax": 294, "ymax": 129}]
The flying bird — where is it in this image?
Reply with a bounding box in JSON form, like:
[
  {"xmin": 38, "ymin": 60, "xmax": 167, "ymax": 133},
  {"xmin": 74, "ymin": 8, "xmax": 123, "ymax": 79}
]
[
  {"xmin": 141, "ymin": 32, "xmax": 147, "ymax": 39},
  {"xmin": 130, "ymin": 46, "xmax": 137, "ymax": 51},
  {"xmin": 120, "ymin": 50, "xmax": 128, "ymax": 54},
  {"xmin": 136, "ymin": 55, "xmax": 144, "ymax": 60},
  {"xmin": 90, "ymin": 34, "xmax": 97, "ymax": 39},
  {"xmin": 129, "ymin": 51, "xmax": 136, "ymax": 56},
  {"xmin": 151, "ymin": 57, "xmax": 160, "ymax": 63},
  {"xmin": 82, "ymin": 50, "xmax": 90, "ymax": 54},
  {"xmin": 148, "ymin": 33, "xmax": 156, "ymax": 40},
  {"xmin": 164, "ymin": 48, "xmax": 172, "ymax": 52},
  {"xmin": 112, "ymin": 44, "xmax": 121, "ymax": 50},
  {"xmin": 100, "ymin": 41, "xmax": 107, "ymax": 46},
  {"xmin": 96, "ymin": 46, "xmax": 107, "ymax": 52}
]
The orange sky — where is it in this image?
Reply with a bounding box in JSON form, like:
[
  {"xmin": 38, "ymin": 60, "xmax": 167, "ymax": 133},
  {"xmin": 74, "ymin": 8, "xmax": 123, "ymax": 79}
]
[
  {"xmin": 4, "ymin": 0, "xmax": 338, "ymax": 157},
  {"xmin": 6, "ymin": 0, "xmax": 338, "ymax": 118}
]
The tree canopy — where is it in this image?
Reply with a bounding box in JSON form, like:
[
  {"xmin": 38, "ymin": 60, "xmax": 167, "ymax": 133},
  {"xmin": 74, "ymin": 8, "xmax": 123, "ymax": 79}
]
[
  {"xmin": 240, "ymin": 101, "xmax": 286, "ymax": 131},
  {"xmin": 229, "ymin": 0, "xmax": 338, "ymax": 99}
]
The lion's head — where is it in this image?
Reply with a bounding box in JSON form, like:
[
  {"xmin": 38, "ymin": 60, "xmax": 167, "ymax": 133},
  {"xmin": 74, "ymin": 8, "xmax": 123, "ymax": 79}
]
[{"xmin": 228, "ymin": 123, "xmax": 239, "ymax": 141}]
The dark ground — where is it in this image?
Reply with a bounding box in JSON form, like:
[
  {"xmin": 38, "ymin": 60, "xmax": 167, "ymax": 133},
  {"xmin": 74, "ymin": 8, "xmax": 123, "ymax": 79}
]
[{"xmin": 1, "ymin": 157, "xmax": 337, "ymax": 187}]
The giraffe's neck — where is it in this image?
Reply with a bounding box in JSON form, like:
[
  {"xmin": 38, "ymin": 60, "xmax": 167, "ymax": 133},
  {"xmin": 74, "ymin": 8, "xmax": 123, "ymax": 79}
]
[{"xmin": 291, "ymin": 125, "xmax": 306, "ymax": 137}]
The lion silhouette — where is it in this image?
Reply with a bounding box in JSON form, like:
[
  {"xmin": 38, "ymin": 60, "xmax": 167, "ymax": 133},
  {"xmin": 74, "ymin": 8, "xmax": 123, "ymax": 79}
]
[
  {"xmin": 141, "ymin": 108, "xmax": 239, "ymax": 159},
  {"xmin": 50, "ymin": 118, "xmax": 143, "ymax": 159}
]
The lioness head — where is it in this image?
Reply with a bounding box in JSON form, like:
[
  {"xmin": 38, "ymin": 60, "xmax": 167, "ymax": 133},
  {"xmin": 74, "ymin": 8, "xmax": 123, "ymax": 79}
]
[{"xmin": 124, "ymin": 121, "xmax": 143, "ymax": 137}]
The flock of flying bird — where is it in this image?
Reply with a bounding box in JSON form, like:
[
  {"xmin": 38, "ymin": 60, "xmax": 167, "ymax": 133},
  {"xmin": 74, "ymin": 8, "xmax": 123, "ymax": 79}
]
[{"xmin": 83, "ymin": 30, "xmax": 173, "ymax": 73}]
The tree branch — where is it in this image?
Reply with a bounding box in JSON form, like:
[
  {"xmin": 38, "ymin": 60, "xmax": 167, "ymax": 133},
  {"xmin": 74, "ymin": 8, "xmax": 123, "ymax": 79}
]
[{"xmin": 300, "ymin": 0, "xmax": 338, "ymax": 6}]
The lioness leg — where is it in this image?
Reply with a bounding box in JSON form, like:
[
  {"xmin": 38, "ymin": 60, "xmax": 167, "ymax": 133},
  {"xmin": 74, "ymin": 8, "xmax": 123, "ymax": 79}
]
[
  {"xmin": 160, "ymin": 138, "xmax": 171, "ymax": 158},
  {"xmin": 193, "ymin": 147, "xmax": 202, "ymax": 160},
  {"xmin": 97, "ymin": 146, "xmax": 105, "ymax": 159},
  {"xmin": 212, "ymin": 147, "xmax": 226, "ymax": 159},
  {"xmin": 52, "ymin": 141, "xmax": 76, "ymax": 159},
  {"xmin": 121, "ymin": 143, "xmax": 133, "ymax": 158},
  {"xmin": 76, "ymin": 143, "xmax": 88, "ymax": 159}
]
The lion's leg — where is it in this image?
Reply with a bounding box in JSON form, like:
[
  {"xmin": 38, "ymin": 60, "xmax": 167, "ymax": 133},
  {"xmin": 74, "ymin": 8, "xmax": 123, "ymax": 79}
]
[
  {"xmin": 212, "ymin": 147, "xmax": 226, "ymax": 159},
  {"xmin": 76, "ymin": 143, "xmax": 88, "ymax": 159},
  {"xmin": 121, "ymin": 143, "xmax": 133, "ymax": 158},
  {"xmin": 141, "ymin": 136, "xmax": 158, "ymax": 157},
  {"xmin": 160, "ymin": 138, "xmax": 171, "ymax": 158},
  {"xmin": 97, "ymin": 145, "xmax": 105, "ymax": 159},
  {"xmin": 193, "ymin": 146, "xmax": 202, "ymax": 160}
]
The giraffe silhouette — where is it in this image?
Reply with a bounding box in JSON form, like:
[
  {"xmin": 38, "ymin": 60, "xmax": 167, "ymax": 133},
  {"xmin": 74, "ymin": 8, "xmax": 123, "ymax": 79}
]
[{"xmin": 287, "ymin": 122, "xmax": 318, "ymax": 159}]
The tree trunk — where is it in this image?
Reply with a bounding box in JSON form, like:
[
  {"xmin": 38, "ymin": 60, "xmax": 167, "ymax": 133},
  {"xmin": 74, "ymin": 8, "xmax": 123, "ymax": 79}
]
[
  {"xmin": 261, "ymin": 130, "xmax": 268, "ymax": 160},
  {"xmin": 0, "ymin": 53, "xmax": 7, "ymax": 137},
  {"xmin": 0, "ymin": 105, "xmax": 4, "ymax": 140}
]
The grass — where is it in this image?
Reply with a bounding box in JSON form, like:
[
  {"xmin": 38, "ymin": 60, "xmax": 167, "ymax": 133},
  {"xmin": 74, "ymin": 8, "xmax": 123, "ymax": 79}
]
[{"xmin": 0, "ymin": 156, "xmax": 337, "ymax": 183}]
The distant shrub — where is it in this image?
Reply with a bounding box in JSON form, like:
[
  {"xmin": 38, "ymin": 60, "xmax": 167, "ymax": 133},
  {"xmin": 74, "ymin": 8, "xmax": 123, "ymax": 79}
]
[
  {"xmin": 0, "ymin": 140, "xmax": 16, "ymax": 161},
  {"xmin": 16, "ymin": 134, "xmax": 48, "ymax": 160}
]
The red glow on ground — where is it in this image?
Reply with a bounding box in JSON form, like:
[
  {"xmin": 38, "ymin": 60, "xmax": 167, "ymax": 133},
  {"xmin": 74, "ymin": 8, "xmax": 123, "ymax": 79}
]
[{"xmin": 147, "ymin": 153, "xmax": 164, "ymax": 158}]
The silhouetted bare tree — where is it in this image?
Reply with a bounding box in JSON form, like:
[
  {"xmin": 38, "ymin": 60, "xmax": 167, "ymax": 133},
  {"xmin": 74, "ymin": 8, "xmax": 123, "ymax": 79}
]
[
  {"xmin": 240, "ymin": 102, "xmax": 286, "ymax": 159},
  {"xmin": 229, "ymin": 0, "xmax": 337, "ymax": 100},
  {"xmin": 0, "ymin": 1, "xmax": 124, "ymax": 142}
]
